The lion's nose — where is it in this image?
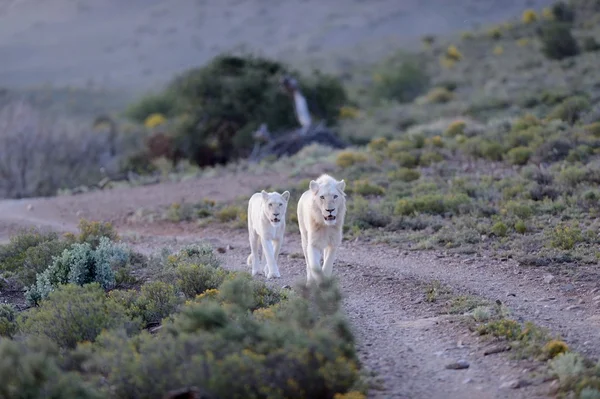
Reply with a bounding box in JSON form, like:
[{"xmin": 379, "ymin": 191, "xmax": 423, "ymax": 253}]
[
  {"xmin": 273, "ymin": 213, "xmax": 280, "ymax": 217},
  {"xmin": 326, "ymin": 209, "xmax": 335, "ymax": 213}
]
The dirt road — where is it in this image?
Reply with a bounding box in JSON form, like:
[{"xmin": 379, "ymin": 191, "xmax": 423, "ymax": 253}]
[{"xmin": 1, "ymin": 172, "xmax": 599, "ymax": 398}]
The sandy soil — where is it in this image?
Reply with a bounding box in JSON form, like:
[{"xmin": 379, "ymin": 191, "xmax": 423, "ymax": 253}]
[{"xmin": 2, "ymin": 171, "xmax": 599, "ymax": 398}]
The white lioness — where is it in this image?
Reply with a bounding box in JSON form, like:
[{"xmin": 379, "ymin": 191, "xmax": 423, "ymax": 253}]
[
  {"xmin": 297, "ymin": 174, "xmax": 347, "ymax": 285},
  {"xmin": 247, "ymin": 190, "xmax": 290, "ymax": 278}
]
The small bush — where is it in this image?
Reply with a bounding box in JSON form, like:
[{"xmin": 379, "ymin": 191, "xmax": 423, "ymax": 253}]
[
  {"xmin": 478, "ymin": 319, "xmax": 522, "ymax": 340},
  {"xmin": 134, "ymin": 281, "xmax": 181, "ymax": 325},
  {"xmin": 539, "ymin": 22, "xmax": 580, "ymax": 60},
  {"xmin": 0, "ymin": 338, "xmax": 103, "ymax": 398},
  {"xmin": 491, "ymin": 221, "xmax": 508, "ymax": 237},
  {"xmin": 367, "ymin": 137, "xmax": 388, "ymax": 152},
  {"xmin": 392, "ymin": 152, "xmax": 419, "ymax": 168},
  {"xmin": 487, "ymin": 27, "xmax": 502, "ymax": 40},
  {"xmin": 0, "ymin": 304, "xmax": 17, "ymax": 337},
  {"xmin": 444, "ymin": 120, "xmax": 466, "ymax": 137},
  {"xmin": 506, "ymin": 146, "xmax": 533, "ymax": 165},
  {"xmin": 543, "ymin": 339, "xmax": 570, "ymax": 359},
  {"xmin": 515, "ymin": 220, "xmax": 528, "ymax": 234},
  {"xmin": 394, "ymin": 193, "xmax": 471, "ymax": 216},
  {"xmin": 72, "ymin": 219, "xmax": 120, "ymax": 248},
  {"xmin": 445, "ymin": 45, "xmax": 462, "ymax": 61},
  {"xmin": 176, "ymin": 263, "xmax": 227, "ymax": 298},
  {"xmin": 423, "ymin": 87, "xmax": 454, "ymax": 104},
  {"xmin": 18, "ymin": 283, "xmax": 136, "ymax": 348},
  {"xmin": 350, "ymin": 180, "xmax": 385, "ymax": 196},
  {"xmin": 547, "ymin": 96, "xmax": 591, "ymax": 124},
  {"xmin": 388, "ymin": 168, "xmax": 421, "ymax": 182},
  {"xmin": 26, "ymin": 236, "xmax": 129, "ymax": 306},
  {"xmin": 347, "ymin": 196, "xmax": 391, "ymax": 229},
  {"xmin": 0, "ymin": 230, "xmax": 70, "ymax": 287},
  {"xmin": 548, "ymin": 223, "xmax": 583, "ymax": 250},
  {"xmin": 336, "ymin": 151, "xmax": 368, "ymax": 168},
  {"xmin": 493, "ymin": 45, "xmax": 504, "ymax": 55},
  {"xmin": 216, "ymin": 205, "xmax": 243, "ymax": 223},
  {"xmin": 549, "ymin": 352, "xmax": 587, "ymax": 386}
]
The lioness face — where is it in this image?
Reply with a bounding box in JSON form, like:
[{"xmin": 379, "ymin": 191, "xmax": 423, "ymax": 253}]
[
  {"xmin": 310, "ymin": 180, "xmax": 346, "ymax": 226},
  {"xmin": 261, "ymin": 190, "xmax": 290, "ymax": 226}
]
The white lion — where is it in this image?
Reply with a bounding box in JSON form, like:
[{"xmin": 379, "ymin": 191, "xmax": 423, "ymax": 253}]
[
  {"xmin": 246, "ymin": 189, "xmax": 290, "ymax": 278},
  {"xmin": 297, "ymin": 174, "xmax": 347, "ymax": 285}
]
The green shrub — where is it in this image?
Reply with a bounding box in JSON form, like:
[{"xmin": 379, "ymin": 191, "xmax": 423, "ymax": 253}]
[
  {"xmin": 18, "ymin": 283, "xmax": 137, "ymax": 349},
  {"xmin": 558, "ymin": 165, "xmax": 587, "ymax": 186},
  {"xmin": 25, "ymin": 236, "xmax": 129, "ymax": 306},
  {"xmin": 515, "ymin": 219, "xmax": 527, "ymax": 234},
  {"xmin": 176, "ymin": 263, "xmax": 227, "ymax": 298},
  {"xmin": 70, "ymin": 219, "xmax": 120, "ymax": 248},
  {"xmin": 392, "ymin": 152, "xmax": 419, "ymax": 168},
  {"xmin": 372, "ymin": 56, "xmax": 430, "ymax": 103},
  {"xmin": 539, "ymin": 22, "xmax": 580, "ymax": 60},
  {"xmin": 394, "ymin": 193, "xmax": 471, "ymax": 216},
  {"xmin": 336, "ymin": 151, "xmax": 368, "ymax": 168},
  {"xmin": 480, "ymin": 141, "xmax": 504, "ymax": 161},
  {"xmin": 164, "ymin": 54, "xmax": 346, "ymax": 167},
  {"xmin": 0, "ymin": 338, "xmax": 102, "ymax": 398},
  {"xmin": 346, "ymin": 196, "xmax": 391, "ymax": 229},
  {"xmin": 216, "ymin": 205, "xmax": 243, "ymax": 223},
  {"xmin": 477, "ymin": 319, "xmax": 522, "ymax": 340},
  {"xmin": 89, "ymin": 279, "xmax": 361, "ymax": 399},
  {"xmin": 134, "ymin": 281, "xmax": 182, "ymax": 325},
  {"xmin": 491, "ymin": 221, "xmax": 509, "ymax": 237},
  {"xmin": 171, "ymin": 243, "xmax": 221, "ymax": 269},
  {"xmin": 0, "ymin": 230, "xmax": 70, "ymax": 287},
  {"xmin": 506, "ymin": 146, "xmax": 533, "ymax": 165},
  {"xmin": 0, "ymin": 304, "xmax": 17, "ymax": 337},
  {"xmin": 350, "ymin": 180, "xmax": 385, "ymax": 196},
  {"xmin": 419, "ymin": 151, "xmax": 444, "ymax": 166},
  {"xmin": 548, "ymin": 223, "xmax": 583, "ymax": 250},
  {"xmin": 547, "ymin": 96, "xmax": 591, "ymax": 124},
  {"xmin": 388, "ymin": 168, "xmax": 421, "ymax": 182}
]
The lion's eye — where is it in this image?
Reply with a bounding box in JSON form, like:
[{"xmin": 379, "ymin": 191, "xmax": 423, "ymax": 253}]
[
  {"xmin": 268, "ymin": 203, "xmax": 273, "ymax": 207},
  {"xmin": 320, "ymin": 195, "xmax": 325, "ymax": 200},
  {"xmin": 334, "ymin": 195, "xmax": 338, "ymax": 199}
]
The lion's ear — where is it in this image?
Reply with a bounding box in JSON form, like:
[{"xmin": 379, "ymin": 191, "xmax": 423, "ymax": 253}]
[
  {"xmin": 281, "ymin": 191, "xmax": 290, "ymax": 202},
  {"xmin": 261, "ymin": 190, "xmax": 269, "ymax": 201},
  {"xmin": 336, "ymin": 179, "xmax": 346, "ymax": 194},
  {"xmin": 309, "ymin": 180, "xmax": 319, "ymax": 194}
]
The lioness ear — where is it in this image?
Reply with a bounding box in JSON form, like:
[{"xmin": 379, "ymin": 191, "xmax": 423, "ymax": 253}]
[
  {"xmin": 336, "ymin": 179, "xmax": 346, "ymax": 194},
  {"xmin": 261, "ymin": 190, "xmax": 269, "ymax": 201},
  {"xmin": 281, "ymin": 191, "xmax": 290, "ymax": 202},
  {"xmin": 309, "ymin": 180, "xmax": 319, "ymax": 194}
]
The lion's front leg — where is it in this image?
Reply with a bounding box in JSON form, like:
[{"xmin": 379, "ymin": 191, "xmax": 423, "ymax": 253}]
[
  {"xmin": 306, "ymin": 244, "xmax": 323, "ymax": 285},
  {"xmin": 264, "ymin": 239, "xmax": 283, "ymax": 277},
  {"xmin": 261, "ymin": 239, "xmax": 280, "ymax": 279},
  {"xmin": 322, "ymin": 245, "xmax": 338, "ymax": 278}
]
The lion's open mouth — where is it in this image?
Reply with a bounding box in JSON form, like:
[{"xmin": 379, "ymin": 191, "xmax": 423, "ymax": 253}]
[
  {"xmin": 272, "ymin": 218, "xmax": 280, "ymax": 223},
  {"xmin": 324, "ymin": 215, "xmax": 336, "ymax": 221}
]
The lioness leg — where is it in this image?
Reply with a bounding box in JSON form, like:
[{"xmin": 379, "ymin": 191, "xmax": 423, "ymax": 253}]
[
  {"xmin": 261, "ymin": 238, "xmax": 280, "ymax": 279},
  {"xmin": 249, "ymin": 230, "xmax": 262, "ymax": 276},
  {"xmin": 322, "ymin": 245, "xmax": 338, "ymax": 278},
  {"xmin": 306, "ymin": 244, "xmax": 323, "ymax": 284},
  {"xmin": 265, "ymin": 238, "xmax": 283, "ymax": 276}
]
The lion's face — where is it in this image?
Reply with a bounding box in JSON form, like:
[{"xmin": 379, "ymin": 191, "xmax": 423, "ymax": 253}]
[
  {"xmin": 310, "ymin": 179, "xmax": 346, "ymax": 226},
  {"xmin": 261, "ymin": 190, "xmax": 290, "ymax": 226}
]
